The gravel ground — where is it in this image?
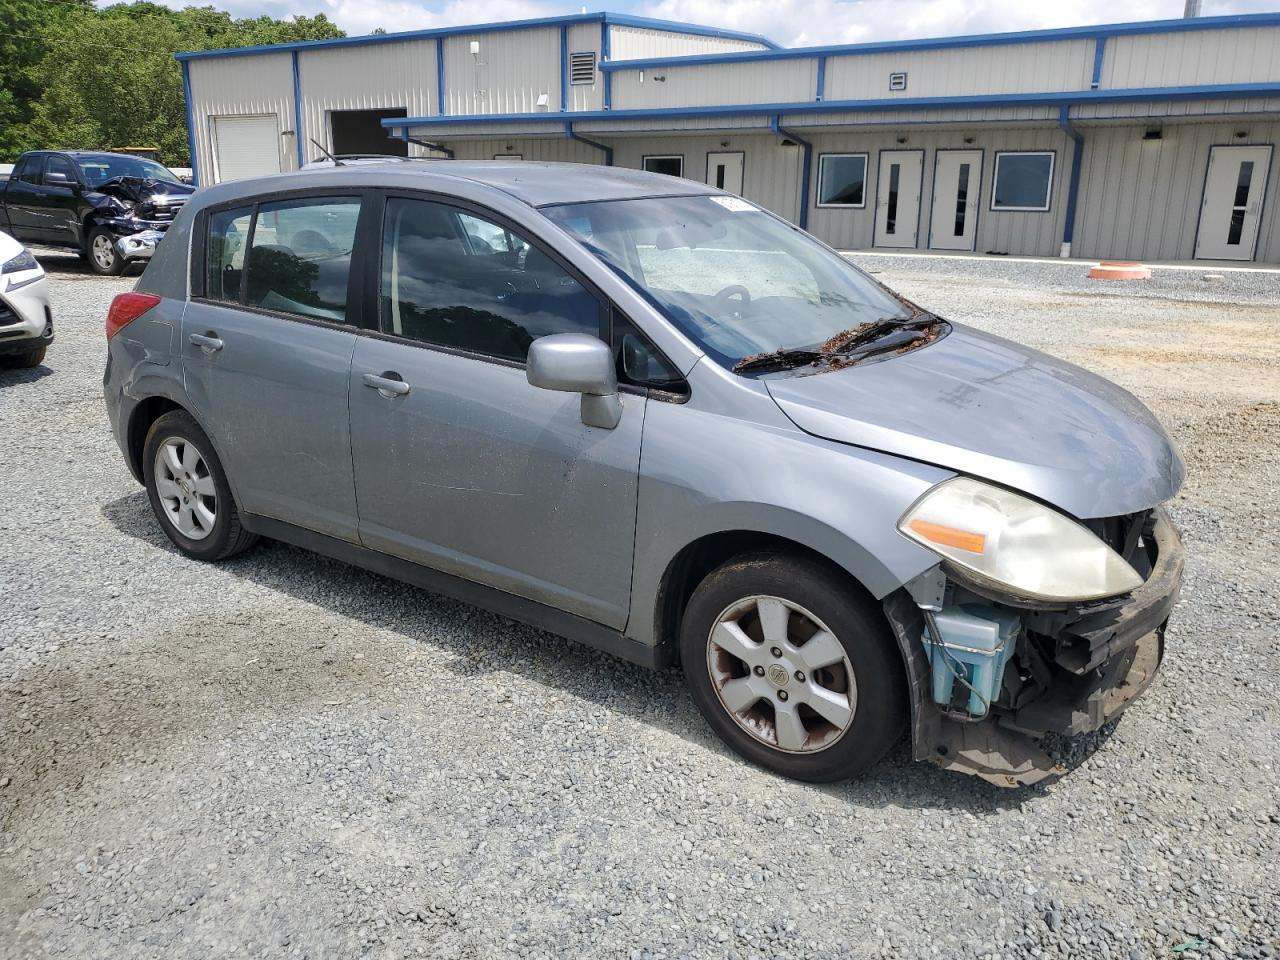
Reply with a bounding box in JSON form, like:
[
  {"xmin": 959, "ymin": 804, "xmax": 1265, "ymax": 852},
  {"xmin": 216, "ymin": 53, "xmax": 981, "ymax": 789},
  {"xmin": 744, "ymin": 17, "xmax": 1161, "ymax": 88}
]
[{"xmin": 2, "ymin": 249, "xmax": 1277, "ymax": 960}]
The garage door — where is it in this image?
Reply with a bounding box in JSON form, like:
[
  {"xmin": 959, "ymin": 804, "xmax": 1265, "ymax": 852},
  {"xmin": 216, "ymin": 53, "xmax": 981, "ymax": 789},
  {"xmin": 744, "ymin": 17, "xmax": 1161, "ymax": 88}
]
[{"xmin": 212, "ymin": 115, "xmax": 282, "ymax": 183}]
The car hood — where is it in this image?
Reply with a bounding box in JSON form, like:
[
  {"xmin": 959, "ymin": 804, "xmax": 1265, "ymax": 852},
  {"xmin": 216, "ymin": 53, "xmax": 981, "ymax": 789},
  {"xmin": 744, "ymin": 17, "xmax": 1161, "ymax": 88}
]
[
  {"xmin": 764, "ymin": 323, "xmax": 1184, "ymax": 519},
  {"xmin": 94, "ymin": 177, "xmax": 195, "ymax": 205}
]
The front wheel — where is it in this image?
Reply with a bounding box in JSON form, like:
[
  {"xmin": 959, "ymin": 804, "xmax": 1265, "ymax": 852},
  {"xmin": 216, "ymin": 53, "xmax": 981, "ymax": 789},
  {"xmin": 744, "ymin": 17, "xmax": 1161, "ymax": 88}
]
[
  {"xmin": 87, "ymin": 228, "xmax": 125, "ymax": 276},
  {"xmin": 680, "ymin": 552, "xmax": 906, "ymax": 782},
  {"xmin": 142, "ymin": 410, "xmax": 258, "ymax": 561}
]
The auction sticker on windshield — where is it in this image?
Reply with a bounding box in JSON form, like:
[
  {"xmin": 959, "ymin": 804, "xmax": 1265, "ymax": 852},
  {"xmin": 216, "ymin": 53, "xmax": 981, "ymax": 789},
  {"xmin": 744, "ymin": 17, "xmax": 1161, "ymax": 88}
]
[{"xmin": 709, "ymin": 196, "xmax": 755, "ymax": 212}]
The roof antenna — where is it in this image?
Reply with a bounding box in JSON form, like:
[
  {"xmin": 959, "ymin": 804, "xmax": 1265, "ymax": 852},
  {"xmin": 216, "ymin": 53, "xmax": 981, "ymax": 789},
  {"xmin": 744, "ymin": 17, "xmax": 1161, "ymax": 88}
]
[{"xmin": 309, "ymin": 138, "xmax": 344, "ymax": 165}]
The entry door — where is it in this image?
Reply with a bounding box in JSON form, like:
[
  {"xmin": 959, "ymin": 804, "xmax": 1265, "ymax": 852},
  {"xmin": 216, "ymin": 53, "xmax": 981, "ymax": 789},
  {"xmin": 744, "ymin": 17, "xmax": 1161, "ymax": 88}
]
[
  {"xmin": 706, "ymin": 151, "xmax": 744, "ymax": 195},
  {"xmin": 874, "ymin": 150, "xmax": 924, "ymax": 248},
  {"xmin": 212, "ymin": 115, "xmax": 282, "ymax": 183},
  {"xmin": 1195, "ymin": 145, "xmax": 1272, "ymax": 261},
  {"xmin": 929, "ymin": 150, "xmax": 982, "ymax": 251}
]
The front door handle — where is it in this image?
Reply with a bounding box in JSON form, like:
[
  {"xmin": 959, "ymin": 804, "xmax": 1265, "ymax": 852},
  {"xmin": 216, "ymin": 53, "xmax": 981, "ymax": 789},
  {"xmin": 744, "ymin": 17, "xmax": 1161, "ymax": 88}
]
[
  {"xmin": 189, "ymin": 333, "xmax": 223, "ymax": 353},
  {"xmin": 362, "ymin": 372, "xmax": 410, "ymax": 398}
]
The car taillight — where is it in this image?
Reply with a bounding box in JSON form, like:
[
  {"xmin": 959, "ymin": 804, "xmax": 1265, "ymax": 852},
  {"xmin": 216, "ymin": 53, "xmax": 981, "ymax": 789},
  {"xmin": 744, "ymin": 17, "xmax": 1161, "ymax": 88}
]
[{"xmin": 106, "ymin": 292, "xmax": 161, "ymax": 340}]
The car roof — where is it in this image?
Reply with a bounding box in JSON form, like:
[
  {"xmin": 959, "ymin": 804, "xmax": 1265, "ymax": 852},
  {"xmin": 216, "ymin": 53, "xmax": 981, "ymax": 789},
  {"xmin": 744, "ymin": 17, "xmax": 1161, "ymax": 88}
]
[{"xmin": 201, "ymin": 161, "xmax": 719, "ymax": 209}]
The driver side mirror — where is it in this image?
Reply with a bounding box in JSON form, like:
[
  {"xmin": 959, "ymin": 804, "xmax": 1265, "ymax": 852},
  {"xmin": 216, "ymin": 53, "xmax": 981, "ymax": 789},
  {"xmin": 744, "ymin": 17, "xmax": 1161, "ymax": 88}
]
[
  {"xmin": 526, "ymin": 333, "xmax": 622, "ymax": 429},
  {"xmin": 44, "ymin": 171, "xmax": 78, "ymax": 190}
]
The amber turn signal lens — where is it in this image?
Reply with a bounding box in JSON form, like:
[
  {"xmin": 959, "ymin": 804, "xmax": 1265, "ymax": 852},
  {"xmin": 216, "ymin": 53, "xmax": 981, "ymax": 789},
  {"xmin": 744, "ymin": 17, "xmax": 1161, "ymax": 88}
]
[{"xmin": 908, "ymin": 519, "xmax": 986, "ymax": 554}]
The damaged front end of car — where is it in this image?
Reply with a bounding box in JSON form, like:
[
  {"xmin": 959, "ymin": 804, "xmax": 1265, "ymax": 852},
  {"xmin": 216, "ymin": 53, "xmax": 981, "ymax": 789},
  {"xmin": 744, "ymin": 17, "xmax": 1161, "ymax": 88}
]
[
  {"xmin": 89, "ymin": 177, "xmax": 192, "ymax": 262},
  {"xmin": 884, "ymin": 504, "xmax": 1183, "ymax": 788}
]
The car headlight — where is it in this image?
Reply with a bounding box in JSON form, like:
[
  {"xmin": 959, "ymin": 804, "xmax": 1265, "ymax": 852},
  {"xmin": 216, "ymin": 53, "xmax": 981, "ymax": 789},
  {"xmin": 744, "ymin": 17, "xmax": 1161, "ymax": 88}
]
[
  {"xmin": 898, "ymin": 477, "xmax": 1143, "ymax": 602},
  {"xmin": 2, "ymin": 250, "xmax": 40, "ymax": 274}
]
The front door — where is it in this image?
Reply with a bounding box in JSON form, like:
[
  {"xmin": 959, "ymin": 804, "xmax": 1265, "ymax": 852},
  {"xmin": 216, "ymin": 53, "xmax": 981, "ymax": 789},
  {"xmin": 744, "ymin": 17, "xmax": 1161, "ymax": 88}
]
[
  {"xmin": 1195, "ymin": 144, "xmax": 1272, "ymax": 261},
  {"xmin": 874, "ymin": 150, "xmax": 924, "ymax": 248},
  {"xmin": 929, "ymin": 150, "xmax": 982, "ymax": 251},
  {"xmin": 181, "ymin": 194, "xmax": 365, "ymax": 541},
  {"xmin": 348, "ymin": 195, "xmax": 644, "ymax": 629},
  {"xmin": 706, "ymin": 151, "xmax": 745, "ymax": 195}
]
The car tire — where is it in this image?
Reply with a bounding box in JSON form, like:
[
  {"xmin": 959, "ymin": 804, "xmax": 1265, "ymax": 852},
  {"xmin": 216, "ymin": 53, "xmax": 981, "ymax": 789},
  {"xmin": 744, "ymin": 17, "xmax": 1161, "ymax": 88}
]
[
  {"xmin": 87, "ymin": 228, "xmax": 125, "ymax": 276},
  {"xmin": 15, "ymin": 345, "xmax": 47, "ymax": 368},
  {"xmin": 679, "ymin": 551, "xmax": 907, "ymax": 782},
  {"xmin": 142, "ymin": 410, "xmax": 258, "ymax": 561}
]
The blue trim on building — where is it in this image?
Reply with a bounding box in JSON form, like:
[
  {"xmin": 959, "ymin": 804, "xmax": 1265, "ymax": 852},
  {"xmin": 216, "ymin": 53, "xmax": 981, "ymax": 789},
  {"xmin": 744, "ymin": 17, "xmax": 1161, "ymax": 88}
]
[
  {"xmin": 181, "ymin": 60, "xmax": 199, "ymax": 185},
  {"xmin": 174, "ymin": 11, "xmax": 777, "ymax": 62},
  {"xmin": 565, "ymin": 123, "xmax": 613, "ymax": 165},
  {"xmin": 436, "ymin": 37, "xmax": 446, "ymax": 116},
  {"xmin": 291, "ymin": 50, "xmax": 305, "ymax": 167},
  {"xmin": 1058, "ymin": 106, "xmax": 1085, "ymax": 249},
  {"xmin": 597, "ymin": 12, "xmax": 1280, "ymax": 72},
  {"xmin": 601, "ymin": 21, "xmax": 612, "ymax": 111},
  {"xmin": 770, "ymin": 117, "xmax": 812, "ymax": 229},
  {"xmin": 1091, "ymin": 37, "xmax": 1106, "ymax": 89},
  {"xmin": 815, "ymin": 56, "xmax": 826, "ymax": 101},
  {"xmin": 382, "ymin": 81, "xmax": 1280, "ymax": 130},
  {"xmin": 560, "ymin": 25, "xmax": 569, "ymax": 112}
]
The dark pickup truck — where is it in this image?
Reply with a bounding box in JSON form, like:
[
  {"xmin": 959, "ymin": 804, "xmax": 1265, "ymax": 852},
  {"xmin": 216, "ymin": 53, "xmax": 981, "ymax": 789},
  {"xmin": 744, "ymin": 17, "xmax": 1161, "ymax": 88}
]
[{"xmin": 0, "ymin": 150, "xmax": 194, "ymax": 276}]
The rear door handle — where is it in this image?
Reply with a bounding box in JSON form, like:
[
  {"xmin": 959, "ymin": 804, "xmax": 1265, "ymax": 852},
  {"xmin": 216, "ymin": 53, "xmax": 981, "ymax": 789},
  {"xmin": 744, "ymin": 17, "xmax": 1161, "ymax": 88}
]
[
  {"xmin": 362, "ymin": 372, "xmax": 410, "ymax": 397},
  {"xmin": 189, "ymin": 333, "xmax": 223, "ymax": 353}
]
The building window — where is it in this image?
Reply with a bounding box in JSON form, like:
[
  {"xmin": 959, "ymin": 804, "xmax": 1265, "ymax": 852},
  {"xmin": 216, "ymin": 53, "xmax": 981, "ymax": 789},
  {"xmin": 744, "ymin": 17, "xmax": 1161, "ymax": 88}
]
[
  {"xmin": 816, "ymin": 153, "xmax": 868, "ymax": 207},
  {"xmin": 643, "ymin": 155, "xmax": 684, "ymax": 178},
  {"xmin": 992, "ymin": 151, "xmax": 1054, "ymax": 211},
  {"xmin": 570, "ymin": 51, "xmax": 596, "ymax": 85}
]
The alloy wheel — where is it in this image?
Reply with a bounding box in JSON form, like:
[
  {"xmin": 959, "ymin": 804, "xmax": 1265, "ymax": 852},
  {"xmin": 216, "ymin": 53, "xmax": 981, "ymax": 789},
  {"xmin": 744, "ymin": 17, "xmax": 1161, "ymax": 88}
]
[
  {"xmin": 92, "ymin": 234, "xmax": 116, "ymax": 271},
  {"xmin": 706, "ymin": 595, "xmax": 857, "ymax": 754},
  {"xmin": 153, "ymin": 437, "xmax": 217, "ymax": 541}
]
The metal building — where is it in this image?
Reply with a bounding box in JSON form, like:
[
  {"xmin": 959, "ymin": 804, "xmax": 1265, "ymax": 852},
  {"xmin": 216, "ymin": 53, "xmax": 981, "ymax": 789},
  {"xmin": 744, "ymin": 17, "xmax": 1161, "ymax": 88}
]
[{"xmin": 179, "ymin": 11, "xmax": 1280, "ymax": 263}]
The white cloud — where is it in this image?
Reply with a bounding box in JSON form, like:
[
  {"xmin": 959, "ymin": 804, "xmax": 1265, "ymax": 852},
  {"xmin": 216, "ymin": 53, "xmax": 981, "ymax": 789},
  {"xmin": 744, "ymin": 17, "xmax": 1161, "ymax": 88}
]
[{"xmin": 636, "ymin": 0, "xmax": 1279, "ymax": 47}]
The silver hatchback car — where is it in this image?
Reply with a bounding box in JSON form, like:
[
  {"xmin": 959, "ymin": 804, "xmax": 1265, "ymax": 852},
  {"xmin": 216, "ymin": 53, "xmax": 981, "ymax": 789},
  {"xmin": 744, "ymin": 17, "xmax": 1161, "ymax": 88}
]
[{"xmin": 104, "ymin": 163, "xmax": 1184, "ymax": 786}]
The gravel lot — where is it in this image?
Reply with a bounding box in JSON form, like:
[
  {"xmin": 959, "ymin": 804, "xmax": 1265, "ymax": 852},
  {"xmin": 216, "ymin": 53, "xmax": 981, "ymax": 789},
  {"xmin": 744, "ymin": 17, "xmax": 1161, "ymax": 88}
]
[{"xmin": 2, "ymin": 249, "xmax": 1277, "ymax": 960}]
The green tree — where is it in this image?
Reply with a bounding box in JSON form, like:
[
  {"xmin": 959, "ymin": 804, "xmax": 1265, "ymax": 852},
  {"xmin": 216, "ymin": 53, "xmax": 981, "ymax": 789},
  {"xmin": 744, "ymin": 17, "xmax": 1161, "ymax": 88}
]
[{"xmin": 2, "ymin": 2, "xmax": 343, "ymax": 164}]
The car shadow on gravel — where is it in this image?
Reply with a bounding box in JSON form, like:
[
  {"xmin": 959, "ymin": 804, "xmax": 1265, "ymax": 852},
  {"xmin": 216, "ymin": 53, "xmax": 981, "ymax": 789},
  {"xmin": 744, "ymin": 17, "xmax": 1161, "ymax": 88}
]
[
  {"xmin": 97, "ymin": 490, "xmax": 1053, "ymax": 814},
  {"xmin": 0, "ymin": 364, "xmax": 54, "ymax": 386}
]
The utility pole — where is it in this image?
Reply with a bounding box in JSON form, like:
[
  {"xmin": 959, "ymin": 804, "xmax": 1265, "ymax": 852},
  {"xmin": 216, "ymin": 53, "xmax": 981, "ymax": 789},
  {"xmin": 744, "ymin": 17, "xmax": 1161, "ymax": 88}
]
[{"xmin": 1184, "ymin": 0, "xmax": 1201, "ymax": 17}]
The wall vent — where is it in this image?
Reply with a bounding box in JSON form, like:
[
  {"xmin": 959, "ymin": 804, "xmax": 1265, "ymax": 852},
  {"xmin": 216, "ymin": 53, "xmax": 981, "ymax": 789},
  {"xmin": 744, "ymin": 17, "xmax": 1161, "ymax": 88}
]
[
  {"xmin": 570, "ymin": 51, "xmax": 597, "ymax": 85},
  {"xmin": 889, "ymin": 71, "xmax": 908, "ymax": 91}
]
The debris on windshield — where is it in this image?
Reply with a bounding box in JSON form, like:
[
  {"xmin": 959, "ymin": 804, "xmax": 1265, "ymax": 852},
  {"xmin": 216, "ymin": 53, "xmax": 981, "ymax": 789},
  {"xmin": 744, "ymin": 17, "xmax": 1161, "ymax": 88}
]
[{"xmin": 734, "ymin": 314, "xmax": 948, "ymax": 375}]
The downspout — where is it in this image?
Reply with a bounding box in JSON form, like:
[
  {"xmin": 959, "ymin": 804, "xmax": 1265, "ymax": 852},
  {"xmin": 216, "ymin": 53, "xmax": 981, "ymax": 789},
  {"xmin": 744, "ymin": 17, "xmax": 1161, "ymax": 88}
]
[
  {"xmin": 1058, "ymin": 105, "xmax": 1084, "ymax": 259},
  {"xmin": 771, "ymin": 116, "xmax": 812, "ymax": 231},
  {"xmin": 180, "ymin": 59, "xmax": 199, "ymax": 186},
  {"xmin": 601, "ymin": 21, "xmax": 611, "ymax": 110},
  {"xmin": 291, "ymin": 50, "xmax": 304, "ymax": 169},
  {"xmin": 565, "ymin": 122, "xmax": 613, "ymax": 166}
]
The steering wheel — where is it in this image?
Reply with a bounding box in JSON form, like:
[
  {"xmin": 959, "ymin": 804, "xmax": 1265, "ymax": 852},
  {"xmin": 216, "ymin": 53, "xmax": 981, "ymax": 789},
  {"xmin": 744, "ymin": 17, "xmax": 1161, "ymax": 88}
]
[{"xmin": 712, "ymin": 284, "xmax": 752, "ymax": 309}]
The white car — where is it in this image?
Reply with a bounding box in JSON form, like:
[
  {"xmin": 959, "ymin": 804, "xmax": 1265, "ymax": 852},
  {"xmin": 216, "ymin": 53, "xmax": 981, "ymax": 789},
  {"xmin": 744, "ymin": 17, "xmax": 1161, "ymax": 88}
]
[{"xmin": 0, "ymin": 230, "xmax": 53, "ymax": 368}]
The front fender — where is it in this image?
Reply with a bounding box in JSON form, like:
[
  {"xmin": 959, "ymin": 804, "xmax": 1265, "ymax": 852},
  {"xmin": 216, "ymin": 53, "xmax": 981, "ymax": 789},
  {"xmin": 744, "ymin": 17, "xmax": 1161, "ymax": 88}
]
[{"xmin": 625, "ymin": 398, "xmax": 953, "ymax": 647}]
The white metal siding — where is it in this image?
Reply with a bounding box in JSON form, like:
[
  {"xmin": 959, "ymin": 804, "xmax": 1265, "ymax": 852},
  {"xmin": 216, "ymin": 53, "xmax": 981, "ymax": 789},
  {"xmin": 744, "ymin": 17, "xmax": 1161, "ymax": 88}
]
[
  {"xmin": 1102, "ymin": 27, "xmax": 1280, "ymax": 89},
  {"xmin": 804, "ymin": 126, "xmax": 1072, "ymax": 255},
  {"xmin": 824, "ymin": 41, "xmax": 1094, "ymax": 100},
  {"xmin": 1075, "ymin": 96, "xmax": 1280, "ymax": 120},
  {"xmin": 1073, "ymin": 120, "xmax": 1280, "ymax": 264},
  {"xmin": 568, "ymin": 23, "xmax": 604, "ymax": 113},
  {"xmin": 608, "ymin": 26, "xmax": 768, "ymax": 61},
  {"xmin": 445, "ymin": 138, "xmax": 606, "ymax": 164},
  {"xmin": 188, "ymin": 53, "xmax": 295, "ymax": 182},
  {"xmin": 610, "ymin": 59, "xmax": 816, "ymax": 110},
  {"xmin": 443, "ymin": 27, "xmax": 561, "ymax": 115},
  {"xmin": 297, "ymin": 40, "xmax": 438, "ymax": 163},
  {"xmin": 781, "ymin": 106, "xmax": 1060, "ymax": 127}
]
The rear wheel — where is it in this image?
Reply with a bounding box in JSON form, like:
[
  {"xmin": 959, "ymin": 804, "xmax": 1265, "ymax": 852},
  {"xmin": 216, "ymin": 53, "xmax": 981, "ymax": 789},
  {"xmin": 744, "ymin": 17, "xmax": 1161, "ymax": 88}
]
[
  {"xmin": 87, "ymin": 228, "xmax": 125, "ymax": 276},
  {"xmin": 679, "ymin": 552, "xmax": 906, "ymax": 782},
  {"xmin": 142, "ymin": 411, "xmax": 258, "ymax": 561}
]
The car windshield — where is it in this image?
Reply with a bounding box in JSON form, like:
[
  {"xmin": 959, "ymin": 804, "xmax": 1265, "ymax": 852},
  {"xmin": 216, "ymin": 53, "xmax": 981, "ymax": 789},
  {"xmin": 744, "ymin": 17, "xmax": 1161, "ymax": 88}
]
[
  {"xmin": 542, "ymin": 194, "xmax": 911, "ymax": 368},
  {"xmin": 76, "ymin": 155, "xmax": 180, "ymax": 187}
]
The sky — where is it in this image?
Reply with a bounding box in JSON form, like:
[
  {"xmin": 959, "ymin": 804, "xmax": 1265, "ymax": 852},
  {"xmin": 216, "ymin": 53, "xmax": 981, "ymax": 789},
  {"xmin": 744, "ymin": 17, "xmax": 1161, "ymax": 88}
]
[{"xmin": 115, "ymin": 0, "xmax": 1280, "ymax": 44}]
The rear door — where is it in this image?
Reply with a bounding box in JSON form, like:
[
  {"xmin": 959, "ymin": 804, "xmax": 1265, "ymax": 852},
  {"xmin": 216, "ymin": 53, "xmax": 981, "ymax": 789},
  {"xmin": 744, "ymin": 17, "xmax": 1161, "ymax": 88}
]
[
  {"xmin": 182, "ymin": 192, "xmax": 366, "ymax": 541},
  {"xmin": 3, "ymin": 155, "xmax": 49, "ymax": 242},
  {"xmin": 347, "ymin": 194, "xmax": 646, "ymax": 628}
]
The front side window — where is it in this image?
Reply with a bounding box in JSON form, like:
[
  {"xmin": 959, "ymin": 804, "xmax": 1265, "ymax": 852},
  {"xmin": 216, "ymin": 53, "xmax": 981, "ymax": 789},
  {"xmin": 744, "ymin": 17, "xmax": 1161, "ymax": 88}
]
[
  {"xmin": 380, "ymin": 198, "xmax": 601, "ymax": 362},
  {"xmin": 205, "ymin": 206, "xmax": 254, "ymax": 303},
  {"xmin": 816, "ymin": 154, "xmax": 867, "ymax": 207},
  {"xmin": 543, "ymin": 195, "xmax": 910, "ymax": 368},
  {"xmin": 244, "ymin": 198, "xmax": 361, "ymax": 322},
  {"xmin": 43, "ymin": 155, "xmax": 79, "ymax": 186},
  {"xmin": 992, "ymin": 152, "xmax": 1054, "ymax": 211},
  {"xmin": 643, "ymin": 155, "xmax": 684, "ymax": 178}
]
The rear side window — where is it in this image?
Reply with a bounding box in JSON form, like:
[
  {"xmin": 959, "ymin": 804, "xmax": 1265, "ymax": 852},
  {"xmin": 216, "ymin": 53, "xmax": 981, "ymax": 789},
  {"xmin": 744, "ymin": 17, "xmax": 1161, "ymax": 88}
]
[
  {"xmin": 201, "ymin": 197, "xmax": 360, "ymax": 323},
  {"xmin": 206, "ymin": 206, "xmax": 253, "ymax": 302},
  {"xmin": 380, "ymin": 197, "xmax": 601, "ymax": 362},
  {"xmin": 246, "ymin": 198, "xmax": 361, "ymax": 322}
]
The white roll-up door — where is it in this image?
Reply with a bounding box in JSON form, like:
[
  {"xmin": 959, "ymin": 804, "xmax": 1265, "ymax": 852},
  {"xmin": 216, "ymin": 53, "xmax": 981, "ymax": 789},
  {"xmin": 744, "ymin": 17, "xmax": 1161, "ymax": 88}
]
[{"xmin": 212, "ymin": 115, "xmax": 282, "ymax": 183}]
